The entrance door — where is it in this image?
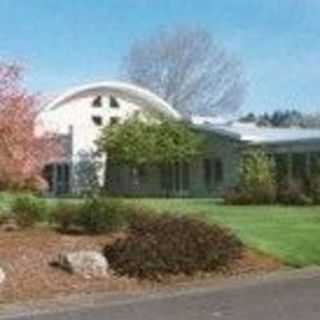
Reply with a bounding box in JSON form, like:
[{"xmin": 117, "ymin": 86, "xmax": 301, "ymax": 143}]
[
  {"xmin": 160, "ymin": 162, "xmax": 190, "ymax": 197},
  {"xmin": 43, "ymin": 163, "xmax": 71, "ymax": 195}
]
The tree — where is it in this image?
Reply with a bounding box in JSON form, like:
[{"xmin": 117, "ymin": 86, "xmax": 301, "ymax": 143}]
[
  {"xmin": 301, "ymin": 113, "xmax": 320, "ymax": 128},
  {"xmin": 97, "ymin": 117, "xmax": 154, "ymax": 170},
  {"xmin": 0, "ymin": 62, "xmax": 60, "ymax": 191},
  {"xmin": 122, "ymin": 25, "xmax": 246, "ymax": 117},
  {"xmin": 151, "ymin": 120, "xmax": 202, "ymax": 165},
  {"xmin": 73, "ymin": 151, "xmax": 102, "ymax": 196},
  {"xmin": 240, "ymin": 110, "xmax": 306, "ymax": 128},
  {"xmin": 98, "ymin": 117, "xmax": 202, "ymax": 167},
  {"xmin": 239, "ymin": 112, "xmax": 256, "ymax": 123},
  {"xmin": 97, "ymin": 117, "xmax": 202, "ymax": 192},
  {"xmin": 240, "ymin": 150, "xmax": 276, "ymax": 204}
]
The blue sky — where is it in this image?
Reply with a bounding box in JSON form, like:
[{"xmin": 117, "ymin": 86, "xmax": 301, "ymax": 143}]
[{"xmin": 0, "ymin": 0, "xmax": 319, "ymax": 115}]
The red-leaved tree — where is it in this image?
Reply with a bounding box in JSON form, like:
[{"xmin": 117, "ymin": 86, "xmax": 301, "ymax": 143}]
[{"xmin": 0, "ymin": 62, "xmax": 60, "ymax": 191}]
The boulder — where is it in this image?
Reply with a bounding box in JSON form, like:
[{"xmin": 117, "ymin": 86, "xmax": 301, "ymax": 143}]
[{"xmin": 56, "ymin": 251, "xmax": 109, "ymax": 279}]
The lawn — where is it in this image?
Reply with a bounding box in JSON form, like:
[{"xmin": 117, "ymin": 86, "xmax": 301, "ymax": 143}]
[
  {"xmin": 2, "ymin": 194, "xmax": 320, "ymax": 268},
  {"xmin": 127, "ymin": 198, "xmax": 320, "ymax": 267}
]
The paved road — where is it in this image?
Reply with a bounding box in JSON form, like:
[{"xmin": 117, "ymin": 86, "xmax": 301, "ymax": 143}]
[{"xmin": 3, "ymin": 270, "xmax": 320, "ymax": 320}]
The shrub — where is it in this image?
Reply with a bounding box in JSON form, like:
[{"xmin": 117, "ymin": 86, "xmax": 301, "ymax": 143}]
[
  {"xmin": 223, "ymin": 188, "xmax": 255, "ymax": 205},
  {"xmin": 11, "ymin": 195, "xmax": 48, "ymax": 228},
  {"xmin": 51, "ymin": 198, "xmax": 141, "ymax": 234},
  {"xmin": 277, "ymin": 180, "xmax": 312, "ymax": 206},
  {"xmin": 76, "ymin": 197, "xmax": 129, "ymax": 234},
  {"xmin": 0, "ymin": 212, "xmax": 11, "ymax": 225},
  {"xmin": 104, "ymin": 214, "xmax": 243, "ymax": 281},
  {"xmin": 238, "ymin": 150, "xmax": 276, "ymax": 204},
  {"xmin": 51, "ymin": 202, "xmax": 83, "ymax": 232},
  {"xmin": 309, "ymin": 176, "xmax": 320, "ymax": 205}
]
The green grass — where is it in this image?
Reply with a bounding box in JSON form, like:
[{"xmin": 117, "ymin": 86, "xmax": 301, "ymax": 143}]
[
  {"xmin": 2, "ymin": 193, "xmax": 320, "ymax": 267},
  {"xmin": 0, "ymin": 192, "xmax": 24, "ymax": 211},
  {"xmin": 126, "ymin": 198, "xmax": 320, "ymax": 268}
]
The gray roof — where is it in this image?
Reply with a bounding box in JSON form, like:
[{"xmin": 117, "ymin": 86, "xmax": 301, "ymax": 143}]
[{"xmin": 197, "ymin": 122, "xmax": 320, "ymax": 144}]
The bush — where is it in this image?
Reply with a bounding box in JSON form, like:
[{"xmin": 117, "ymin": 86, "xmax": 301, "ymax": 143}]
[
  {"xmin": 11, "ymin": 195, "xmax": 48, "ymax": 228},
  {"xmin": 76, "ymin": 197, "xmax": 129, "ymax": 234},
  {"xmin": 223, "ymin": 188, "xmax": 255, "ymax": 205},
  {"xmin": 238, "ymin": 150, "xmax": 277, "ymax": 204},
  {"xmin": 51, "ymin": 198, "xmax": 141, "ymax": 234},
  {"xmin": 277, "ymin": 180, "xmax": 312, "ymax": 206},
  {"xmin": 104, "ymin": 214, "xmax": 243, "ymax": 281},
  {"xmin": 51, "ymin": 202, "xmax": 83, "ymax": 232},
  {"xmin": 0, "ymin": 212, "xmax": 11, "ymax": 225},
  {"xmin": 309, "ymin": 176, "xmax": 320, "ymax": 205}
]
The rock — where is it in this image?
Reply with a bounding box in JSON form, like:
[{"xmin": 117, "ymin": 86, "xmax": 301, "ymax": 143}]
[
  {"xmin": 0, "ymin": 268, "xmax": 5, "ymax": 285},
  {"xmin": 56, "ymin": 251, "xmax": 109, "ymax": 279}
]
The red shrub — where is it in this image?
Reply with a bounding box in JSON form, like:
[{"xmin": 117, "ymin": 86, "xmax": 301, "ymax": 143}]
[{"xmin": 104, "ymin": 214, "xmax": 243, "ymax": 281}]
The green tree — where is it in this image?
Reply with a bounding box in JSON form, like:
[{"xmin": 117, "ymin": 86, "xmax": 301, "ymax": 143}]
[
  {"xmin": 240, "ymin": 150, "xmax": 276, "ymax": 204},
  {"xmin": 97, "ymin": 117, "xmax": 202, "ymax": 193},
  {"xmin": 152, "ymin": 120, "xmax": 202, "ymax": 165}
]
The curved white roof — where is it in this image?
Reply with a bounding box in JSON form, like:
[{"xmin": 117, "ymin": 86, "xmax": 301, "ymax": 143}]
[{"xmin": 45, "ymin": 81, "xmax": 181, "ymax": 119}]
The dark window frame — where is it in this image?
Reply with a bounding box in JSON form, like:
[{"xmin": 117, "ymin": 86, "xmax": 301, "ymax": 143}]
[
  {"xmin": 292, "ymin": 153, "xmax": 307, "ymax": 180},
  {"xmin": 274, "ymin": 153, "xmax": 289, "ymax": 182},
  {"xmin": 160, "ymin": 164, "xmax": 173, "ymax": 192},
  {"xmin": 110, "ymin": 116, "xmax": 119, "ymax": 126},
  {"xmin": 92, "ymin": 96, "xmax": 102, "ymax": 108},
  {"xmin": 214, "ymin": 158, "xmax": 224, "ymax": 184},
  {"xmin": 160, "ymin": 162, "xmax": 190, "ymax": 193},
  {"xmin": 182, "ymin": 162, "xmax": 190, "ymax": 191},
  {"xmin": 311, "ymin": 152, "xmax": 320, "ymax": 173},
  {"xmin": 110, "ymin": 95, "xmax": 120, "ymax": 108},
  {"xmin": 203, "ymin": 158, "xmax": 212, "ymax": 189},
  {"xmin": 92, "ymin": 115, "xmax": 103, "ymax": 126}
]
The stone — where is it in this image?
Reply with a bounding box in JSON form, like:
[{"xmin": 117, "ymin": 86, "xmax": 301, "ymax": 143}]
[
  {"xmin": 0, "ymin": 267, "xmax": 5, "ymax": 286},
  {"xmin": 56, "ymin": 251, "xmax": 109, "ymax": 279}
]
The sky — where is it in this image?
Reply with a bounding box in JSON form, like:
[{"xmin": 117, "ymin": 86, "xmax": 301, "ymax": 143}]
[{"xmin": 0, "ymin": 0, "xmax": 319, "ymax": 115}]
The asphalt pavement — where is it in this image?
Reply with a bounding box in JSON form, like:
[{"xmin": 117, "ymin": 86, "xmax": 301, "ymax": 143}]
[{"xmin": 1, "ymin": 268, "xmax": 320, "ymax": 320}]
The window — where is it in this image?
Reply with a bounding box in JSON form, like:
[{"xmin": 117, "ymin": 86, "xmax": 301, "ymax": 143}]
[
  {"xmin": 160, "ymin": 165, "xmax": 173, "ymax": 192},
  {"xmin": 57, "ymin": 164, "xmax": 63, "ymax": 181},
  {"xmin": 174, "ymin": 162, "xmax": 180, "ymax": 191},
  {"xmin": 160, "ymin": 163, "xmax": 190, "ymax": 193},
  {"xmin": 214, "ymin": 159, "xmax": 223, "ymax": 183},
  {"xmin": 43, "ymin": 163, "xmax": 71, "ymax": 195},
  {"xmin": 64, "ymin": 164, "xmax": 70, "ymax": 193},
  {"xmin": 311, "ymin": 153, "xmax": 320, "ymax": 173},
  {"xmin": 203, "ymin": 159, "xmax": 212, "ymax": 189},
  {"xmin": 274, "ymin": 154, "xmax": 289, "ymax": 181},
  {"xmin": 92, "ymin": 115, "xmax": 103, "ymax": 126},
  {"xmin": 182, "ymin": 162, "xmax": 190, "ymax": 191},
  {"xmin": 292, "ymin": 153, "xmax": 307, "ymax": 179},
  {"xmin": 160, "ymin": 165, "xmax": 166, "ymax": 191},
  {"xmin": 43, "ymin": 165, "xmax": 54, "ymax": 192},
  {"xmin": 92, "ymin": 96, "xmax": 102, "ymax": 107},
  {"xmin": 110, "ymin": 116, "xmax": 119, "ymax": 126},
  {"xmin": 138, "ymin": 165, "xmax": 147, "ymax": 181},
  {"xmin": 110, "ymin": 95, "xmax": 120, "ymax": 108}
]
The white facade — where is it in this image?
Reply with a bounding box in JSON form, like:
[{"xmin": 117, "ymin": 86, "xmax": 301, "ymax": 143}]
[{"xmin": 39, "ymin": 81, "xmax": 180, "ymax": 194}]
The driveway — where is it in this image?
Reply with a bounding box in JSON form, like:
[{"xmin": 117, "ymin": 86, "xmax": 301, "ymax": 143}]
[{"xmin": 1, "ymin": 268, "xmax": 320, "ymax": 320}]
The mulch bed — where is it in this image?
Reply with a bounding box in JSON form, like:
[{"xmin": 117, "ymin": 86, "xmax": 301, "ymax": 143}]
[{"xmin": 0, "ymin": 228, "xmax": 282, "ymax": 303}]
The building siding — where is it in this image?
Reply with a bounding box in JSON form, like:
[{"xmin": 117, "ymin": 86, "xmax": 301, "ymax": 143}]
[{"xmin": 46, "ymin": 123, "xmax": 320, "ymax": 198}]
